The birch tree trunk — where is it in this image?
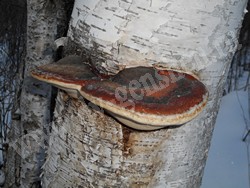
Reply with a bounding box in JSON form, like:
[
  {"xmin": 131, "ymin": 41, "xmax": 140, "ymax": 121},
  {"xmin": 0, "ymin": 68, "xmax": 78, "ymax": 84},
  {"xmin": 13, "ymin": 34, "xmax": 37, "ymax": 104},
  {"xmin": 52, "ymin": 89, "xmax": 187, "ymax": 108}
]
[
  {"xmin": 4, "ymin": 0, "xmax": 73, "ymax": 187},
  {"xmin": 43, "ymin": 0, "xmax": 247, "ymax": 187},
  {"xmin": 18, "ymin": 1, "xmax": 55, "ymax": 186}
]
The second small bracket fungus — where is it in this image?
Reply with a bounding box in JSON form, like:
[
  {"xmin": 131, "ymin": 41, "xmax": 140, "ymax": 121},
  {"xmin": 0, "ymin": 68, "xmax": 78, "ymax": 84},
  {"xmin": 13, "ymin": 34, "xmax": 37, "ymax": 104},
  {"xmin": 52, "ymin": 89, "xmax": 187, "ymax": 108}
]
[
  {"xmin": 31, "ymin": 57, "xmax": 208, "ymax": 131},
  {"xmin": 31, "ymin": 55, "xmax": 98, "ymax": 98}
]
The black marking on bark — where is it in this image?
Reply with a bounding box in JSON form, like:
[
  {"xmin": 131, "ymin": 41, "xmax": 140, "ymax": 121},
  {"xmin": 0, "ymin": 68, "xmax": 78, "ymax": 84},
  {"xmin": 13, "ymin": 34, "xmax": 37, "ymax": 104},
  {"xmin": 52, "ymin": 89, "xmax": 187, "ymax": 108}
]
[
  {"xmin": 154, "ymin": 30, "xmax": 178, "ymax": 37},
  {"xmin": 131, "ymin": 39, "xmax": 153, "ymax": 48},
  {"xmin": 83, "ymin": 5, "xmax": 90, "ymax": 10},
  {"xmin": 105, "ymin": 7, "xmax": 117, "ymax": 12},
  {"xmin": 126, "ymin": 9, "xmax": 139, "ymax": 15},
  {"xmin": 92, "ymin": 13, "xmax": 103, "ymax": 19},
  {"xmin": 91, "ymin": 24, "xmax": 106, "ymax": 32},
  {"xmin": 137, "ymin": 6, "xmax": 157, "ymax": 14},
  {"xmin": 168, "ymin": 26, "xmax": 183, "ymax": 31},
  {"xmin": 78, "ymin": 20, "xmax": 91, "ymax": 32},
  {"xmin": 114, "ymin": 14, "xmax": 130, "ymax": 20},
  {"xmin": 121, "ymin": 44, "xmax": 140, "ymax": 52},
  {"xmin": 121, "ymin": 0, "xmax": 132, "ymax": 4},
  {"xmin": 132, "ymin": 35, "xmax": 150, "ymax": 42}
]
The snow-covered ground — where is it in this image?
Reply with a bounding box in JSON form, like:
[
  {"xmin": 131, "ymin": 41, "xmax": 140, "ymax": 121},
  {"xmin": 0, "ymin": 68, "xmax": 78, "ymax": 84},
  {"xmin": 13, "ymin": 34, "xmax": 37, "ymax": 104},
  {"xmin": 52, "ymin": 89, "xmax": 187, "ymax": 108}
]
[{"xmin": 201, "ymin": 90, "xmax": 249, "ymax": 188}]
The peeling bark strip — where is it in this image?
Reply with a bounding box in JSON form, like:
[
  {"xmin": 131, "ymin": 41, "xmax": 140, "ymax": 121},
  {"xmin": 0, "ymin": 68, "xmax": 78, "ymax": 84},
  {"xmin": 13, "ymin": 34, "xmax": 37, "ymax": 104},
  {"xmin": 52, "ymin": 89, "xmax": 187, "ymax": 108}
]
[{"xmin": 43, "ymin": 0, "xmax": 247, "ymax": 187}]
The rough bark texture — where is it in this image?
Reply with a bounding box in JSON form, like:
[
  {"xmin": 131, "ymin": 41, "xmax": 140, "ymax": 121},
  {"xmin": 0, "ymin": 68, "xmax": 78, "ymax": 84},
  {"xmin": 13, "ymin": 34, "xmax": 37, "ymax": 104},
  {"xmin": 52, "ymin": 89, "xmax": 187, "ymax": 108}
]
[
  {"xmin": 42, "ymin": 0, "xmax": 247, "ymax": 187},
  {"xmin": 3, "ymin": 0, "xmax": 73, "ymax": 187},
  {"xmin": 19, "ymin": 0, "xmax": 55, "ymax": 186},
  {"xmin": 4, "ymin": 121, "xmax": 22, "ymax": 188}
]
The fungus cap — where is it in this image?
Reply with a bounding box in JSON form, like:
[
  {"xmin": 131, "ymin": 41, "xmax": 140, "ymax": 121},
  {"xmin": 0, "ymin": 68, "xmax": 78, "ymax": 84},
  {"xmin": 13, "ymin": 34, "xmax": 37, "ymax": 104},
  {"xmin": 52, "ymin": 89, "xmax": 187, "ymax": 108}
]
[
  {"xmin": 32, "ymin": 60, "xmax": 208, "ymax": 131},
  {"xmin": 80, "ymin": 67, "xmax": 208, "ymax": 130},
  {"xmin": 31, "ymin": 55, "xmax": 98, "ymax": 98}
]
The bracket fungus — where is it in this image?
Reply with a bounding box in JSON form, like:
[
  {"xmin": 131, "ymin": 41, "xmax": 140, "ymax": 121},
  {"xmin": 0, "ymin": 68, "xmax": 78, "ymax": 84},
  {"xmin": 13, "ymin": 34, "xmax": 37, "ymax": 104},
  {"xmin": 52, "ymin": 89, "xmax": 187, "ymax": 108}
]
[
  {"xmin": 31, "ymin": 56, "xmax": 208, "ymax": 130},
  {"xmin": 31, "ymin": 55, "xmax": 98, "ymax": 98}
]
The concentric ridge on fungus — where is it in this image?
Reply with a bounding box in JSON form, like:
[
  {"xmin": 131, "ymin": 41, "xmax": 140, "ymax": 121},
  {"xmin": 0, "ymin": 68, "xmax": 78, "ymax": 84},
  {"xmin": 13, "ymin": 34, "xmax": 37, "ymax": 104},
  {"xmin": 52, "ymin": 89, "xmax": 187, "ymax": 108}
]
[{"xmin": 31, "ymin": 56, "xmax": 208, "ymax": 130}]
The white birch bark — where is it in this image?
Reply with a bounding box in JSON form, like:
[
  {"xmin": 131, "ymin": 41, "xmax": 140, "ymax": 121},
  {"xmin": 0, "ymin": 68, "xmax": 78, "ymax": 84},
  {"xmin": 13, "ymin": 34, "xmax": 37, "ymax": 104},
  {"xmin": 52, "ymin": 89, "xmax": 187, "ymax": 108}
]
[
  {"xmin": 43, "ymin": 0, "xmax": 247, "ymax": 187},
  {"xmin": 8, "ymin": 0, "xmax": 72, "ymax": 187},
  {"xmin": 19, "ymin": 1, "xmax": 55, "ymax": 186}
]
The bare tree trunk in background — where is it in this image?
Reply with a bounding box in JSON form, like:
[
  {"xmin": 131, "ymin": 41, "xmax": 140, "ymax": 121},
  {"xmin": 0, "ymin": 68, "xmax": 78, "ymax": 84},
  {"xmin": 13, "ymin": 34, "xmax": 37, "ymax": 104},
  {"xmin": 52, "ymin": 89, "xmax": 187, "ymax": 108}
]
[
  {"xmin": 2, "ymin": 0, "xmax": 26, "ymax": 187},
  {"xmin": 17, "ymin": 1, "xmax": 54, "ymax": 187},
  {"xmin": 4, "ymin": 0, "xmax": 74, "ymax": 187},
  {"xmin": 42, "ymin": 0, "xmax": 248, "ymax": 187}
]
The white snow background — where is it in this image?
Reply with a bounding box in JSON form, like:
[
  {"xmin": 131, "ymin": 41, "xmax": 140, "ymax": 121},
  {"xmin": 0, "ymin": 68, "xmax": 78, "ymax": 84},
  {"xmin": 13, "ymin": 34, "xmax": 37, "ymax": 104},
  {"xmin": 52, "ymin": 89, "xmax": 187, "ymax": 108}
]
[{"xmin": 201, "ymin": 88, "xmax": 250, "ymax": 188}]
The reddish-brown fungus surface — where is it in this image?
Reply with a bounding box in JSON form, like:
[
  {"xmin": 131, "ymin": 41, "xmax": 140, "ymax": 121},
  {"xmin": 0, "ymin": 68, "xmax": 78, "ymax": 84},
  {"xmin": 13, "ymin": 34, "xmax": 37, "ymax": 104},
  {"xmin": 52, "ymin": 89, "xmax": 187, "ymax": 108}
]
[
  {"xmin": 32, "ymin": 59, "xmax": 208, "ymax": 130},
  {"xmin": 31, "ymin": 55, "xmax": 98, "ymax": 87},
  {"xmin": 80, "ymin": 67, "xmax": 208, "ymax": 130}
]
